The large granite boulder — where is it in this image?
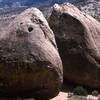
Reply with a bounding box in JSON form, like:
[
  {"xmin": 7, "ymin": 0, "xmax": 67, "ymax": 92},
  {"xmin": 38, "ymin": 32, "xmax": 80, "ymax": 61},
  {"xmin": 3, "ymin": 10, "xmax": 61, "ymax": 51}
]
[
  {"xmin": 48, "ymin": 3, "xmax": 100, "ymax": 88},
  {"xmin": 0, "ymin": 7, "xmax": 63, "ymax": 99}
]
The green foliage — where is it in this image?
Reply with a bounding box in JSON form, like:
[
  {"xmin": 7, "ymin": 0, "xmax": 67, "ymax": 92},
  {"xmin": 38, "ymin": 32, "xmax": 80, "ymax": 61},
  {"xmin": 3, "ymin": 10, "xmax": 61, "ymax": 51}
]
[
  {"xmin": 73, "ymin": 86, "xmax": 88, "ymax": 96},
  {"xmin": 92, "ymin": 90, "xmax": 99, "ymax": 96}
]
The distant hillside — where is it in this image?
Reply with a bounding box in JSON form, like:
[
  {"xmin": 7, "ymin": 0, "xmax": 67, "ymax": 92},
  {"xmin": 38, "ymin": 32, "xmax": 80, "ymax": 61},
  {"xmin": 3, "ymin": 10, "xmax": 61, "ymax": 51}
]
[
  {"xmin": 0, "ymin": 0, "xmax": 84, "ymax": 8},
  {"xmin": 0, "ymin": 0, "xmax": 84, "ymax": 24},
  {"xmin": 77, "ymin": 0, "xmax": 100, "ymax": 21},
  {"xmin": 0, "ymin": 0, "xmax": 100, "ymax": 28}
]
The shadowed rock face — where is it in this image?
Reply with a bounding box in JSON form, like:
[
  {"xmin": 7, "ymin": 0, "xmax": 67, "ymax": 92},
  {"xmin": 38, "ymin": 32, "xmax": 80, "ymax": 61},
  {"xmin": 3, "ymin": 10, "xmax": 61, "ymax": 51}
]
[
  {"xmin": 48, "ymin": 3, "xmax": 100, "ymax": 88},
  {"xmin": 0, "ymin": 7, "xmax": 63, "ymax": 99}
]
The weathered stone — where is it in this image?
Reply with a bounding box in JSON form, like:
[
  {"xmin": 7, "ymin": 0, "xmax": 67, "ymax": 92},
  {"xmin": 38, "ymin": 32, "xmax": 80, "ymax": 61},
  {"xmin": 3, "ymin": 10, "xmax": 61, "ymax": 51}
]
[
  {"xmin": 0, "ymin": 7, "xmax": 63, "ymax": 99},
  {"xmin": 48, "ymin": 3, "xmax": 100, "ymax": 88}
]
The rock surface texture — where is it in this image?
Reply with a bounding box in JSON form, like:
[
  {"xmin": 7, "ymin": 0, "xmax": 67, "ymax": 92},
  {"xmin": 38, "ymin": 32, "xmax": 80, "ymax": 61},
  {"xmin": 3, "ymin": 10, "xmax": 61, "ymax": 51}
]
[
  {"xmin": 0, "ymin": 7, "xmax": 63, "ymax": 99},
  {"xmin": 48, "ymin": 3, "xmax": 100, "ymax": 88}
]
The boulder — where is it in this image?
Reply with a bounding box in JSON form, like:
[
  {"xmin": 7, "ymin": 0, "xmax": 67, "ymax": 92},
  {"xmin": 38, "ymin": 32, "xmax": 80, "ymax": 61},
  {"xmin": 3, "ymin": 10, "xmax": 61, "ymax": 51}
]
[
  {"xmin": 48, "ymin": 3, "xmax": 100, "ymax": 88},
  {"xmin": 0, "ymin": 7, "xmax": 63, "ymax": 99}
]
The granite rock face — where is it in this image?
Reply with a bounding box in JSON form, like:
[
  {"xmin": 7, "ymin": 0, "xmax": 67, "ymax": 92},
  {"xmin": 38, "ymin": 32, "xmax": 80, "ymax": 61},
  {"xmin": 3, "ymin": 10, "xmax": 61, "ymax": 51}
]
[
  {"xmin": 0, "ymin": 7, "xmax": 63, "ymax": 99},
  {"xmin": 49, "ymin": 3, "xmax": 100, "ymax": 88}
]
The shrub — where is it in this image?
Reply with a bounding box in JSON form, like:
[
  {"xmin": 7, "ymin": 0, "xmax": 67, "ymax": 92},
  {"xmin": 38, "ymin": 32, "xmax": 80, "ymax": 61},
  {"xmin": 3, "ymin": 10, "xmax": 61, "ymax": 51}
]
[
  {"xmin": 68, "ymin": 92, "xmax": 73, "ymax": 98},
  {"xmin": 92, "ymin": 90, "xmax": 99, "ymax": 96},
  {"xmin": 73, "ymin": 86, "xmax": 88, "ymax": 96}
]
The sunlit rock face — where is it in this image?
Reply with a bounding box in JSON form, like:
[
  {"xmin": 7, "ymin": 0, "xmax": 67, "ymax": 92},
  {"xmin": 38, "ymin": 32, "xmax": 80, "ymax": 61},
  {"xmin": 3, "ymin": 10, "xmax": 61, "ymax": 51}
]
[
  {"xmin": 0, "ymin": 7, "xmax": 63, "ymax": 99},
  {"xmin": 48, "ymin": 3, "xmax": 100, "ymax": 88}
]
